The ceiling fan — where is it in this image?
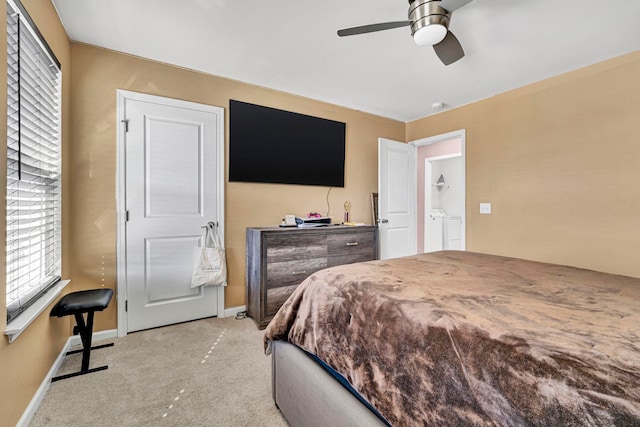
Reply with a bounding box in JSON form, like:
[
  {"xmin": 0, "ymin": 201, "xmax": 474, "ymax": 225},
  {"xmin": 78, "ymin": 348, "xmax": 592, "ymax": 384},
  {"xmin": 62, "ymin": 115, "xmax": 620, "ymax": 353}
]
[{"xmin": 337, "ymin": 0, "xmax": 474, "ymax": 65}]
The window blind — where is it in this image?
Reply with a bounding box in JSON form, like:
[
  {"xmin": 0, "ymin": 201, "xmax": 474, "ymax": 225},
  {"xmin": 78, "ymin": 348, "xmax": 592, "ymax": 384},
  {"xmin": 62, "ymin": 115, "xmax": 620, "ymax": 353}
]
[{"xmin": 6, "ymin": 0, "xmax": 62, "ymax": 322}]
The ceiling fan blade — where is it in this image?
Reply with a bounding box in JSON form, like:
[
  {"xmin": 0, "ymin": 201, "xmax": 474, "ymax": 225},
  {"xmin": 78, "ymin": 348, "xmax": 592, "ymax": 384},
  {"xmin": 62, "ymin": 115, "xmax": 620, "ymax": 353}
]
[
  {"xmin": 439, "ymin": 0, "xmax": 474, "ymax": 12},
  {"xmin": 337, "ymin": 21, "xmax": 411, "ymax": 37},
  {"xmin": 433, "ymin": 30, "xmax": 465, "ymax": 65}
]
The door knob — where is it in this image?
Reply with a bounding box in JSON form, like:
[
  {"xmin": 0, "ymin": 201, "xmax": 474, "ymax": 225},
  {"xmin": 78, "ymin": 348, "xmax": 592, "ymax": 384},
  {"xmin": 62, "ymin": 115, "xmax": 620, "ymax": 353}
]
[{"xmin": 378, "ymin": 218, "xmax": 389, "ymax": 224}]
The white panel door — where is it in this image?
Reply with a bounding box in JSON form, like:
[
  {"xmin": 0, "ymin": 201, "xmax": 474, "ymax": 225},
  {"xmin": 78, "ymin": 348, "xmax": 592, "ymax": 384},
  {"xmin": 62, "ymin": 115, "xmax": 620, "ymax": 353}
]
[
  {"xmin": 123, "ymin": 93, "xmax": 224, "ymax": 332},
  {"xmin": 378, "ymin": 138, "xmax": 416, "ymax": 259}
]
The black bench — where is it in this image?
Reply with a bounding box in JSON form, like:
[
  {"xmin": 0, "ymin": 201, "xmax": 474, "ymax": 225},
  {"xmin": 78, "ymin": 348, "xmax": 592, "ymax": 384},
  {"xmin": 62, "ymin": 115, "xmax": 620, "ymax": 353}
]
[{"xmin": 50, "ymin": 288, "xmax": 114, "ymax": 382}]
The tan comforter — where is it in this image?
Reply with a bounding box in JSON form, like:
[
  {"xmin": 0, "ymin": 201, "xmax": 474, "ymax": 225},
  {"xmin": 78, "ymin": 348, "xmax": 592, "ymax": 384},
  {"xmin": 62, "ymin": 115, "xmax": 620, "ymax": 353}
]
[{"xmin": 264, "ymin": 251, "xmax": 640, "ymax": 426}]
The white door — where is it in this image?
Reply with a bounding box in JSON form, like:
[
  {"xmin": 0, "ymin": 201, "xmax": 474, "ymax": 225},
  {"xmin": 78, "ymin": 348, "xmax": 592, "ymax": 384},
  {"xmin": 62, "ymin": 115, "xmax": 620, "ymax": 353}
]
[
  {"xmin": 118, "ymin": 91, "xmax": 224, "ymax": 333},
  {"xmin": 378, "ymin": 138, "xmax": 416, "ymax": 259}
]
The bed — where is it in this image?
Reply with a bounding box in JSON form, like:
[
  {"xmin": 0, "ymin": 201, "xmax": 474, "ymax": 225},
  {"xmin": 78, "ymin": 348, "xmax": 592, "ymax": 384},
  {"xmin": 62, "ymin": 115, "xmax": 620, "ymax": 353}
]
[{"xmin": 264, "ymin": 251, "xmax": 640, "ymax": 426}]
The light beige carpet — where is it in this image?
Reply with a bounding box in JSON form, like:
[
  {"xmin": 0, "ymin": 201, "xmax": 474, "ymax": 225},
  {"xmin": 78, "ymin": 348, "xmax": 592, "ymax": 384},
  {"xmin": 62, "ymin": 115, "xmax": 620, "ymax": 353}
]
[{"xmin": 30, "ymin": 316, "xmax": 288, "ymax": 426}]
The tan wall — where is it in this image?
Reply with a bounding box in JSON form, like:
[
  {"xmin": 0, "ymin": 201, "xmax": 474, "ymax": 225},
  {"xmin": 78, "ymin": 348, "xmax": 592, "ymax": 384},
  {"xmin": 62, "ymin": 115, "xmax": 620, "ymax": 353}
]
[
  {"xmin": 407, "ymin": 51, "xmax": 640, "ymax": 278},
  {"xmin": 69, "ymin": 42, "xmax": 405, "ymax": 327},
  {"xmin": 0, "ymin": 0, "xmax": 71, "ymax": 425}
]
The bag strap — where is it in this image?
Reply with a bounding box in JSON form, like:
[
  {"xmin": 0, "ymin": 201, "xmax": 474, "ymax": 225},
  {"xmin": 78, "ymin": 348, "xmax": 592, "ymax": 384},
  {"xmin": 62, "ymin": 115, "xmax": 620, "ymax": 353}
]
[
  {"xmin": 201, "ymin": 225, "xmax": 211, "ymax": 248},
  {"xmin": 206, "ymin": 222, "xmax": 221, "ymax": 248}
]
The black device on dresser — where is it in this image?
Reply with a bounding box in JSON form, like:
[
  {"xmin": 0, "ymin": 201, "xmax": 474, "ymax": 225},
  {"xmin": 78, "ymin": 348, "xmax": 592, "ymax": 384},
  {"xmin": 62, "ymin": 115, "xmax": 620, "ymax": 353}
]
[{"xmin": 246, "ymin": 225, "xmax": 378, "ymax": 329}]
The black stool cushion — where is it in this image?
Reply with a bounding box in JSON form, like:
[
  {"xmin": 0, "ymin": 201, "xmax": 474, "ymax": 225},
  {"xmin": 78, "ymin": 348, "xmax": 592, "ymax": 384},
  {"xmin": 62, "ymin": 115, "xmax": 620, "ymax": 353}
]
[{"xmin": 50, "ymin": 288, "xmax": 114, "ymax": 317}]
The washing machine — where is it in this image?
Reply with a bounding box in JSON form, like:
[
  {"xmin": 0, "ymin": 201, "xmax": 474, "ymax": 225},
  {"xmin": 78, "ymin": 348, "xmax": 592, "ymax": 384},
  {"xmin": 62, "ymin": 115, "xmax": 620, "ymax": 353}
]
[
  {"xmin": 428, "ymin": 210, "xmax": 462, "ymax": 252},
  {"xmin": 444, "ymin": 216, "xmax": 462, "ymax": 250},
  {"xmin": 427, "ymin": 209, "xmax": 446, "ymax": 252}
]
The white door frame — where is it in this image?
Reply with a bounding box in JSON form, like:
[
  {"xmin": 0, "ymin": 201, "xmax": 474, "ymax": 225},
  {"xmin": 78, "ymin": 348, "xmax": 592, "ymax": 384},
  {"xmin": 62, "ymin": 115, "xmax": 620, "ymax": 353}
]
[
  {"xmin": 115, "ymin": 90, "xmax": 225, "ymax": 337},
  {"xmin": 424, "ymin": 158, "xmax": 433, "ymax": 250},
  {"xmin": 410, "ymin": 129, "xmax": 466, "ymax": 252}
]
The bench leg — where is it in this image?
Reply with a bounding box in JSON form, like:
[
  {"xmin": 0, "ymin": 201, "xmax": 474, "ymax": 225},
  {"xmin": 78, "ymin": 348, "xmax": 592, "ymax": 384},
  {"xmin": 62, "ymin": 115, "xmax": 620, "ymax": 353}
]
[
  {"xmin": 51, "ymin": 365, "xmax": 109, "ymax": 382},
  {"xmin": 51, "ymin": 311, "xmax": 113, "ymax": 382},
  {"xmin": 76, "ymin": 311, "xmax": 94, "ymax": 372}
]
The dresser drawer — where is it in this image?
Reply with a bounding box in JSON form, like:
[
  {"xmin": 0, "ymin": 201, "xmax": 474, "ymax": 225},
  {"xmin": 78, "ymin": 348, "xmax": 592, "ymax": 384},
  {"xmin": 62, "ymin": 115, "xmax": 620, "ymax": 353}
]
[
  {"xmin": 266, "ymin": 234, "xmax": 327, "ymax": 262},
  {"xmin": 266, "ymin": 285, "xmax": 298, "ymax": 317},
  {"xmin": 266, "ymin": 257, "xmax": 328, "ymax": 289},
  {"xmin": 328, "ymin": 252, "xmax": 374, "ymax": 267},
  {"xmin": 328, "ymin": 232, "xmax": 375, "ymax": 255}
]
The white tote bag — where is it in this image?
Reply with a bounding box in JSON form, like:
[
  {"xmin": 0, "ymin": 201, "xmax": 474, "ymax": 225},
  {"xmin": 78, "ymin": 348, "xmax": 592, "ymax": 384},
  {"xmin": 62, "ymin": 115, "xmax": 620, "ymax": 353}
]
[{"xmin": 190, "ymin": 222, "xmax": 227, "ymax": 287}]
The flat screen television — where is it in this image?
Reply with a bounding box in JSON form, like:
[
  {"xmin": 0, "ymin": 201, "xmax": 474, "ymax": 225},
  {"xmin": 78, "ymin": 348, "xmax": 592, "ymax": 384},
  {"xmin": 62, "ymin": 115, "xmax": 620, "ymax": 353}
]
[{"xmin": 229, "ymin": 100, "xmax": 346, "ymax": 187}]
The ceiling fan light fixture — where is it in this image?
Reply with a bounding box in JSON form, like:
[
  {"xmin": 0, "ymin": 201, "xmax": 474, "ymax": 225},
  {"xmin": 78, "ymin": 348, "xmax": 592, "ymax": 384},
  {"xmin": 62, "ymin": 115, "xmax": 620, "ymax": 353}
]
[
  {"xmin": 413, "ymin": 24, "xmax": 447, "ymax": 46},
  {"xmin": 409, "ymin": 1, "xmax": 451, "ymax": 46},
  {"xmin": 336, "ymin": 0, "xmax": 470, "ymax": 65}
]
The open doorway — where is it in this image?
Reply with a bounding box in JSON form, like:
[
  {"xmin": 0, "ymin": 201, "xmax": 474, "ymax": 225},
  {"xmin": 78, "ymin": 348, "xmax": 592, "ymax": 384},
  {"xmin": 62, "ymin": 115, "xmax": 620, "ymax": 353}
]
[{"xmin": 411, "ymin": 130, "xmax": 466, "ymax": 253}]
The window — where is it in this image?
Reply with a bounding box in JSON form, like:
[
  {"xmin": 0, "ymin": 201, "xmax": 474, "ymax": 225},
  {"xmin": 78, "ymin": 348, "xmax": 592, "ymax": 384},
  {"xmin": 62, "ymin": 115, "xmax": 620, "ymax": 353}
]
[{"xmin": 5, "ymin": 0, "xmax": 62, "ymax": 323}]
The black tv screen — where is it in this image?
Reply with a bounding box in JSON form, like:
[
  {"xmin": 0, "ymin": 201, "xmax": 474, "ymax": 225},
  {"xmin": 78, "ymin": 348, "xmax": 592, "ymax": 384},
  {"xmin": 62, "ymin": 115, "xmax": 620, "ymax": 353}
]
[{"xmin": 229, "ymin": 100, "xmax": 346, "ymax": 187}]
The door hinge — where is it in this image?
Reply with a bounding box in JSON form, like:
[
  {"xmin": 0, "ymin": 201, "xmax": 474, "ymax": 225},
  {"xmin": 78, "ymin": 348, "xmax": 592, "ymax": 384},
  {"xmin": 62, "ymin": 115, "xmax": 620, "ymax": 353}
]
[
  {"xmin": 125, "ymin": 300, "xmax": 128, "ymax": 312},
  {"xmin": 125, "ymin": 210, "xmax": 129, "ymax": 222},
  {"xmin": 121, "ymin": 119, "xmax": 129, "ymax": 132}
]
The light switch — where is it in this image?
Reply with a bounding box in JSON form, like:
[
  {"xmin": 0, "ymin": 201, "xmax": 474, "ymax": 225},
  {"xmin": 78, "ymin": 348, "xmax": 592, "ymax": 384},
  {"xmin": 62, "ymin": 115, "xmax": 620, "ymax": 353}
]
[{"xmin": 480, "ymin": 203, "xmax": 492, "ymax": 214}]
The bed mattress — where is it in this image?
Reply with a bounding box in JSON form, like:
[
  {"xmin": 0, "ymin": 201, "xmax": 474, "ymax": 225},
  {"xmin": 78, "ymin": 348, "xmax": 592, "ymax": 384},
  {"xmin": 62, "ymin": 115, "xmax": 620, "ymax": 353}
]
[{"xmin": 265, "ymin": 251, "xmax": 640, "ymax": 426}]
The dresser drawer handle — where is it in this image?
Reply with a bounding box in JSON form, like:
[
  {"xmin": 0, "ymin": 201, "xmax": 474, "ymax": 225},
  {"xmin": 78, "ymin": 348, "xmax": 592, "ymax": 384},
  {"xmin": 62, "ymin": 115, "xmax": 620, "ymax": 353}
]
[
  {"xmin": 292, "ymin": 270, "xmax": 307, "ymax": 275},
  {"xmin": 346, "ymin": 242, "xmax": 359, "ymax": 246}
]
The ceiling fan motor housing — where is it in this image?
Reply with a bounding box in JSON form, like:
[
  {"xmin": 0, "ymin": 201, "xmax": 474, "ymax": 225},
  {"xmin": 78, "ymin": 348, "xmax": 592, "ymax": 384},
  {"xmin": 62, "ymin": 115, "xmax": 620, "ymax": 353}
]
[{"xmin": 409, "ymin": 0, "xmax": 451, "ymax": 37}]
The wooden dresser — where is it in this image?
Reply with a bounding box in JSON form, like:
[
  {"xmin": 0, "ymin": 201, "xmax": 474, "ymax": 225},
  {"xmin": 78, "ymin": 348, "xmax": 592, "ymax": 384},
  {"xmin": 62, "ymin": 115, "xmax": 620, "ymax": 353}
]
[{"xmin": 246, "ymin": 225, "xmax": 378, "ymax": 329}]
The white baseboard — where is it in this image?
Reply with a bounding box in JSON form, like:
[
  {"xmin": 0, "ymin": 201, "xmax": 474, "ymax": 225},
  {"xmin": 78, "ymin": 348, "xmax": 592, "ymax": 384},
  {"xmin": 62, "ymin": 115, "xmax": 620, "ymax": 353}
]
[
  {"xmin": 15, "ymin": 337, "xmax": 72, "ymax": 427},
  {"xmin": 223, "ymin": 305, "xmax": 246, "ymax": 318},
  {"xmin": 16, "ymin": 329, "xmax": 118, "ymax": 427}
]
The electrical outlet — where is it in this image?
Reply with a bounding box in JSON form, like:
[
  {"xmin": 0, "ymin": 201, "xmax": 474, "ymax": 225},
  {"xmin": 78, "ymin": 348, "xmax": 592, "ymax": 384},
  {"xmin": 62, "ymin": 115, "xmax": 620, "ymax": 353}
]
[{"xmin": 480, "ymin": 203, "xmax": 492, "ymax": 214}]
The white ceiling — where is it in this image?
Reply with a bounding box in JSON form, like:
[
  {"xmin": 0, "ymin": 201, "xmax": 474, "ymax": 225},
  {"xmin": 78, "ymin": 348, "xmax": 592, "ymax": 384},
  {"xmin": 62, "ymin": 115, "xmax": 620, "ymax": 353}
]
[{"xmin": 51, "ymin": 0, "xmax": 640, "ymax": 122}]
